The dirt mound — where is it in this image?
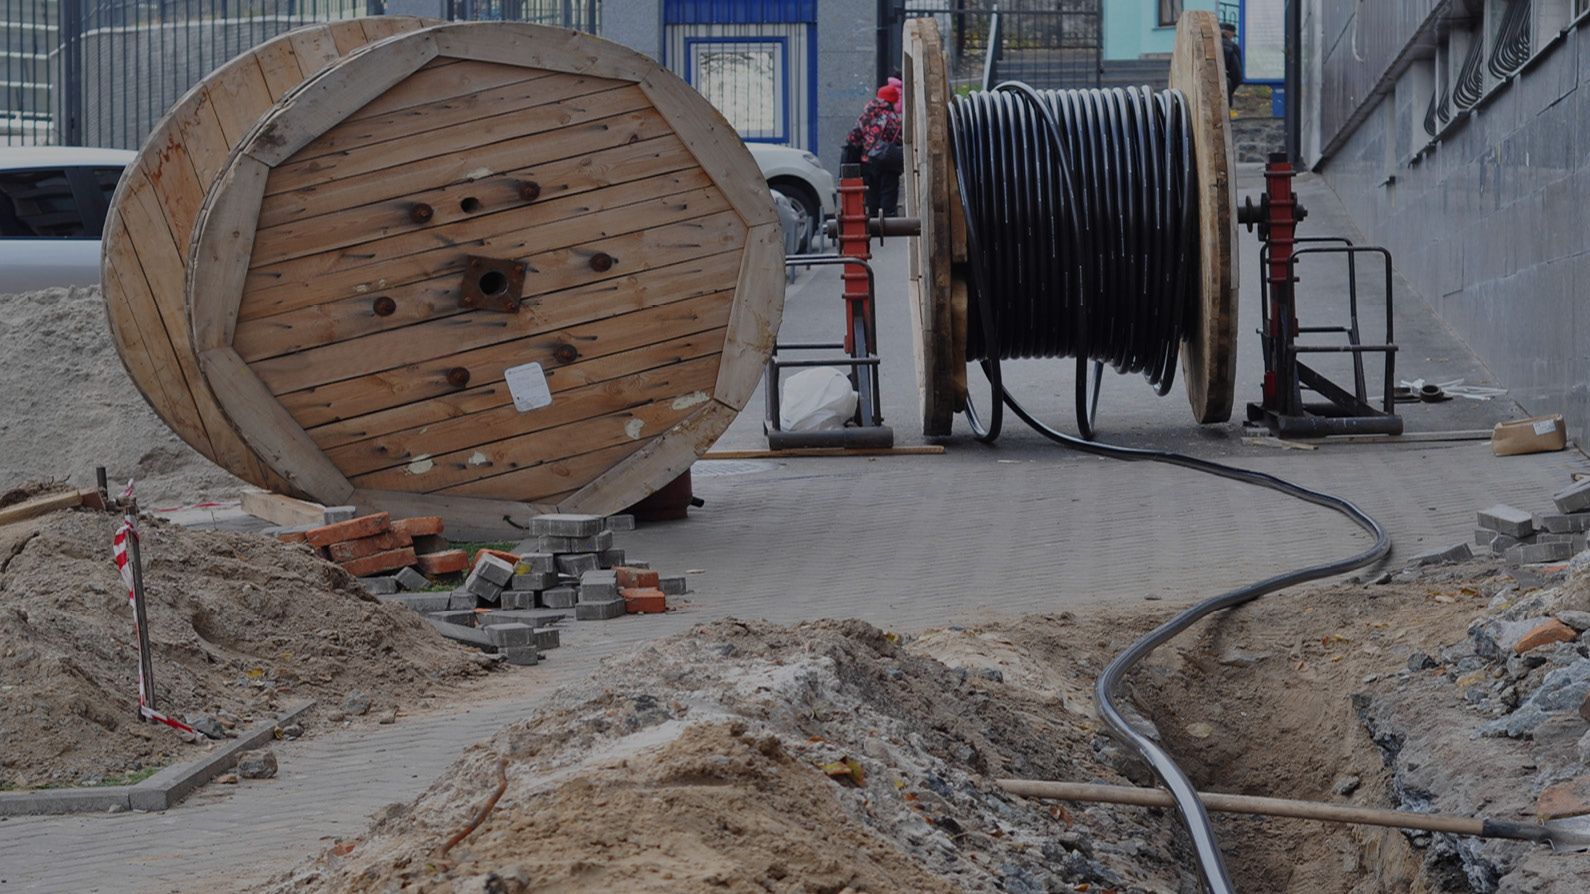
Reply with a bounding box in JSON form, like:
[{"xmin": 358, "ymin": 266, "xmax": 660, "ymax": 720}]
[
  {"xmin": 0, "ymin": 510, "xmax": 489, "ymax": 788},
  {"xmin": 268, "ymin": 617, "xmax": 1200, "ymax": 893},
  {"xmin": 0, "ymin": 286, "xmax": 242, "ymax": 505}
]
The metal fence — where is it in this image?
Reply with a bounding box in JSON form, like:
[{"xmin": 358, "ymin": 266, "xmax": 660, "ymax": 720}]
[
  {"xmin": 1, "ymin": 0, "xmax": 599, "ymax": 148},
  {"xmin": 885, "ymin": 0, "xmax": 1102, "ymax": 92}
]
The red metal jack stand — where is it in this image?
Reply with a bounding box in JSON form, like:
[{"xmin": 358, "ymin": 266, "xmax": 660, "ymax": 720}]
[
  {"xmin": 763, "ymin": 164, "xmax": 895, "ymax": 449},
  {"xmin": 1240, "ymin": 153, "xmax": 1403, "ymax": 437}
]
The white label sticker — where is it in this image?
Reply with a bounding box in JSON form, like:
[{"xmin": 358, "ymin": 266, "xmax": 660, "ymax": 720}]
[
  {"xmin": 1533, "ymin": 418, "xmax": 1558, "ymax": 436},
  {"xmin": 504, "ymin": 362, "xmax": 553, "ymax": 412}
]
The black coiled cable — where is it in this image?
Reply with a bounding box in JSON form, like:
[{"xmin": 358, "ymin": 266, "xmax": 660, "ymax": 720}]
[
  {"xmin": 949, "ymin": 84, "xmax": 1197, "ymax": 440},
  {"xmin": 948, "ymin": 83, "xmax": 1392, "ymax": 893}
]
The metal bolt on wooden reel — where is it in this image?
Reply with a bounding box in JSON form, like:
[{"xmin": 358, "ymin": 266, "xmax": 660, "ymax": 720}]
[
  {"xmin": 900, "ymin": 11, "xmax": 1238, "ymax": 438},
  {"xmin": 102, "ymin": 18, "xmax": 784, "ymax": 537}
]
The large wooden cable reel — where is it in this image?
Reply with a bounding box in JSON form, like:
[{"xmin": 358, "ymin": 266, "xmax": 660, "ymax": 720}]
[
  {"xmin": 903, "ymin": 12, "xmax": 1238, "ymax": 435},
  {"xmin": 103, "ymin": 19, "xmax": 784, "ymax": 536}
]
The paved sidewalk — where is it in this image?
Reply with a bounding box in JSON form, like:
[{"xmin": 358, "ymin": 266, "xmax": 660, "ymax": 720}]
[{"xmin": 2, "ymin": 168, "xmax": 1584, "ymax": 892}]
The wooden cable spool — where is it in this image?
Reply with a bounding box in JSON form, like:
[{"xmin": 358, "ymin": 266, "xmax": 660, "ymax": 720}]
[
  {"xmin": 902, "ymin": 11, "xmax": 1238, "ymax": 434},
  {"xmin": 104, "ymin": 19, "xmax": 784, "ymax": 536}
]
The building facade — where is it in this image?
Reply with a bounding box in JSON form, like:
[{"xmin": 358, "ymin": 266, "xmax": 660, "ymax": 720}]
[{"xmin": 1301, "ymin": 0, "xmax": 1590, "ymax": 441}]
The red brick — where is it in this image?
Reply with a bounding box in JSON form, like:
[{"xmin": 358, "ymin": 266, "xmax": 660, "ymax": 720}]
[
  {"xmin": 473, "ymin": 548, "xmax": 519, "ymax": 568},
  {"xmin": 615, "ymin": 566, "xmax": 660, "ymax": 589},
  {"xmin": 416, "ymin": 549, "xmax": 469, "ymax": 575},
  {"xmin": 620, "ymin": 587, "xmax": 667, "ymax": 614},
  {"xmin": 305, "ymin": 513, "xmax": 390, "ymax": 548},
  {"xmin": 326, "ymin": 530, "xmax": 413, "ymax": 563},
  {"xmin": 1537, "ymin": 776, "xmax": 1590, "ymax": 820},
  {"xmin": 276, "ymin": 529, "xmax": 309, "ymax": 544},
  {"xmin": 339, "ymin": 547, "xmax": 416, "ymax": 577},
  {"xmin": 1515, "ymin": 618, "xmax": 1578, "ymax": 654},
  {"xmin": 392, "ymin": 516, "xmax": 444, "ymax": 537}
]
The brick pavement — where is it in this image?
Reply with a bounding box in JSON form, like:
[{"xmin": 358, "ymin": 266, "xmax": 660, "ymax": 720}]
[{"xmin": 2, "ymin": 168, "xmax": 1585, "ymax": 892}]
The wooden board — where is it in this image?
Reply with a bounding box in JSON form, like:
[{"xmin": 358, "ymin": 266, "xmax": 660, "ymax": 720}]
[
  {"xmin": 101, "ymin": 16, "xmax": 436, "ymax": 499},
  {"xmin": 902, "ymin": 18, "xmax": 961, "ymax": 437},
  {"xmin": 119, "ymin": 20, "xmax": 781, "ymax": 533},
  {"xmin": 239, "ymin": 489, "xmax": 329, "ymax": 527},
  {"xmin": 1170, "ymin": 11, "xmax": 1240, "ymax": 424}
]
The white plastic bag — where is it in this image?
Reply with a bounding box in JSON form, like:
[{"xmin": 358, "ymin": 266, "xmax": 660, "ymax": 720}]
[{"xmin": 779, "ymin": 367, "xmax": 858, "ymax": 432}]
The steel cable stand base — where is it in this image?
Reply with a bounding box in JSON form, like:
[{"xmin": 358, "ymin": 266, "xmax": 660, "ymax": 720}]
[
  {"xmin": 764, "ymin": 166, "xmax": 896, "ymax": 451},
  {"xmin": 1240, "ymin": 154, "xmax": 1404, "ymax": 438}
]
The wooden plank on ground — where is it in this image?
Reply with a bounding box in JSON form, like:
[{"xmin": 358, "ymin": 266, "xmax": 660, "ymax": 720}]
[
  {"xmin": 0, "ymin": 490, "xmax": 92, "ymax": 528},
  {"xmin": 240, "ymin": 489, "xmax": 329, "ymax": 526}
]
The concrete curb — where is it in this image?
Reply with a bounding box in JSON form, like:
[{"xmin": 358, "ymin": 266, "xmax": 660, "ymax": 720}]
[{"xmin": 0, "ymin": 700, "xmax": 315, "ymax": 817}]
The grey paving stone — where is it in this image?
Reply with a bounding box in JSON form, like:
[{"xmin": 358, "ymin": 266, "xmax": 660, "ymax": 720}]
[
  {"xmin": 322, "ymin": 505, "xmax": 357, "ymax": 524},
  {"xmin": 377, "ymin": 592, "xmax": 452, "ymax": 613},
  {"xmin": 1407, "ymin": 543, "xmax": 1471, "ymax": 567},
  {"xmin": 597, "ymin": 548, "xmax": 626, "ymax": 568},
  {"xmin": 1478, "ymin": 504, "xmax": 1534, "ymax": 538},
  {"xmin": 428, "ymin": 610, "xmax": 477, "ymax": 627},
  {"xmin": 358, "ymin": 576, "xmax": 398, "ymax": 595},
  {"xmin": 473, "ymin": 554, "xmax": 515, "ymax": 587},
  {"xmin": 1537, "ymin": 512, "xmax": 1590, "ymax": 534},
  {"xmin": 529, "ymin": 513, "xmax": 606, "ymax": 537},
  {"xmin": 1553, "ymin": 479, "xmax": 1590, "ymax": 513},
  {"xmin": 533, "ymin": 627, "xmax": 560, "ymax": 651},
  {"xmin": 579, "ymin": 570, "xmax": 618, "ymax": 601},
  {"xmin": 515, "ymin": 552, "xmax": 557, "ymax": 574},
  {"xmin": 464, "ymin": 566, "xmax": 504, "ymax": 601},
  {"xmin": 541, "ymin": 586, "xmax": 578, "ymax": 609},
  {"xmin": 512, "ymin": 571, "xmax": 558, "ymax": 591},
  {"xmin": 426, "ymin": 618, "xmax": 493, "ymax": 649},
  {"xmin": 556, "ymin": 553, "xmax": 601, "ymax": 577},
  {"xmin": 1507, "ymin": 540, "xmax": 1575, "ymax": 565},
  {"xmin": 394, "ymin": 567, "xmax": 428, "ymax": 592},
  {"xmin": 484, "ymin": 622, "xmax": 536, "ymax": 648},
  {"xmin": 605, "ymin": 514, "xmax": 636, "ymax": 531},
  {"xmin": 447, "ymin": 588, "xmax": 477, "ymax": 611},
  {"xmin": 575, "ymin": 598, "xmax": 626, "ymax": 621},
  {"xmin": 501, "ymin": 646, "xmax": 540, "ymax": 666},
  {"xmin": 499, "ymin": 589, "xmax": 536, "ymax": 610},
  {"xmin": 659, "ymin": 574, "xmax": 688, "ymax": 596},
  {"xmin": 477, "ymin": 609, "xmax": 569, "ymax": 627}
]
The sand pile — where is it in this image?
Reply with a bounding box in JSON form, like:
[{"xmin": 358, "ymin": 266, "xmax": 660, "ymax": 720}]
[
  {"xmin": 0, "ymin": 286, "xmax": 242, "ymax": 505},
  {"xmin": 269, "ymin": 617, "xmax": 1199, "ymax": 893},
  {"xmin": 0, "ymin": 509, "xmax": 490, "ymax": 789}
]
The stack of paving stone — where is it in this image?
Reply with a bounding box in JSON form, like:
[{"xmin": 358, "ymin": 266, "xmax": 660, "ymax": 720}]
[
  {"xmin": 1476, "ymin": 479, "xmax": 1590, "ymax": 565},
  {"xmin": 367, "ymin": 512, "xmax": 689, "ymax": 666}
]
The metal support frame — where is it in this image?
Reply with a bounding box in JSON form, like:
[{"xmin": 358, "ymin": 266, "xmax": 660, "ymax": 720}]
[
  {"xmin": 764, "ymin": 167, "xmax": 895, "ymax": 450},
  {"xmin": 1242, "ymin": 154, "xmax": 1403, "ymax": 437}
]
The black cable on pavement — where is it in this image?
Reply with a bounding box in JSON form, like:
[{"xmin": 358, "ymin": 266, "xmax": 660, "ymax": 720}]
[{"xmin": 948, "ymin": 82, "xmax": 1392, "ymax": 893}]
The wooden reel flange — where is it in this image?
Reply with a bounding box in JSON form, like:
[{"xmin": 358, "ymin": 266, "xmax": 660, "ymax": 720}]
[
  {"xmin": 103, "ymin": 19, "xmax": 784, "ymax": 536},
  {"xmin": 902, "ymin": 11, "xmax": 1238, "ymax": 434}
]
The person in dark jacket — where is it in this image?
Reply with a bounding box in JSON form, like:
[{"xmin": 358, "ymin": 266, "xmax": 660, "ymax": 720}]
[
  {"xmin": 843, "ymin": 83, "xmax": 904, "ymax": 217},
  {"xmin": 1220, "ymin": 21, "xmax": 1243, "ymax": 105}
]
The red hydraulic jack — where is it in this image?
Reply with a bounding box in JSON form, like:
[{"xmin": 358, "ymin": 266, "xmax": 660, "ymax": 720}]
[
  {"xmin": 1240, "ymin": 153, "xmax": 1403, "ymax": 437},
  {"xmin": 764, "ymin": 164, "xmax": 896, "ymax": 449}
]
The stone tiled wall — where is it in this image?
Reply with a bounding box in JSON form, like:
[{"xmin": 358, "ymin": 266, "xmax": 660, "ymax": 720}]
[{"xmin": 1317, "ymin": 8, "xmax": 1590, "ymax": 442}]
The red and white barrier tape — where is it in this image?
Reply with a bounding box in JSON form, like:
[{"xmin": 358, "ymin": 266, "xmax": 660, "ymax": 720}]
[{"xmin": 113, "ymin": 480, "xmax": 195, "ymax": 735}]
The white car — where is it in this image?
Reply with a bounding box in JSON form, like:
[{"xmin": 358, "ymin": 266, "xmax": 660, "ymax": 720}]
[
  {"xmin": 746, "ymin": 143, "xmax": 836, "ymax": 254},
  {"xmin": 0, "ymin": 146, "xmax": 135, "ymax": 293}
]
